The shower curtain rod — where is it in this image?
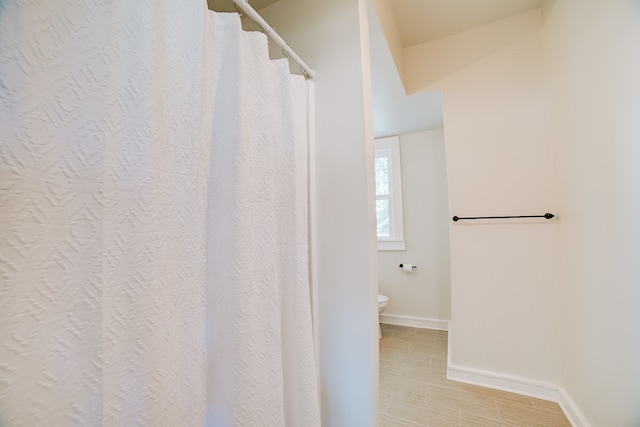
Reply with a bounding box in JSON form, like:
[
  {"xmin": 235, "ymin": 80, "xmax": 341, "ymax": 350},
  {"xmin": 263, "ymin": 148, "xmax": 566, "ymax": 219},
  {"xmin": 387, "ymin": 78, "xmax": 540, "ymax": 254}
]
[{"xmin": 232, "ymin": 0, "xmax": 316, "ymax": 79}]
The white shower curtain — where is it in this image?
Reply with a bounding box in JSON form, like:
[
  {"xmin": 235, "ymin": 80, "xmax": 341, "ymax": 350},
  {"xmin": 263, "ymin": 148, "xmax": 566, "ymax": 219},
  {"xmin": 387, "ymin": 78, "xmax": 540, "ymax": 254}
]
[{"xmin": 0, "ymin": 1, "xmax": 319, "ymax": 426}]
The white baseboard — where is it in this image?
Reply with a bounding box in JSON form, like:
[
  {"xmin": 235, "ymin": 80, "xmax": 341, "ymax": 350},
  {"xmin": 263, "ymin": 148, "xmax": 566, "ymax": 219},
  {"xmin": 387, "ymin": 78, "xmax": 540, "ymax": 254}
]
[
  {"xmin": 557, "ymin": 387, "xmax": 591, "ymax": 427},
  {"xmin": 379, "ymin": 314, "xmax": 449, "ymax": 331},
  {"xmin": 384, "ymin": 327, "xmax": 590, "ymax": 426},
  {"xmin": 446, "ymin": 363, "xmax": 590, "ymax": 427},
  {"xmin": 447, "ymin": 364, "xmax": 560, "ymax": 402}
]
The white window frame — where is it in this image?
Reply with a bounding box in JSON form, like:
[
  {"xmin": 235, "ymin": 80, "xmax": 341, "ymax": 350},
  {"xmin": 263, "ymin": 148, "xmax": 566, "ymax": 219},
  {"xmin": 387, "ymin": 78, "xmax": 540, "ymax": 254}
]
[{"xmin": 375, "ymin": 136, "xmax": 405, "ymax": 251}]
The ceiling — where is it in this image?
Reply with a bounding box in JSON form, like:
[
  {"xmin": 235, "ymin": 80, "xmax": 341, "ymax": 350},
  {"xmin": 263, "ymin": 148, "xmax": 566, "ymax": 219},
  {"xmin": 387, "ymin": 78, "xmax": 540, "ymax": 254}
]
[
  {"xmin": 368, "ymin": 4, "xmax": 444, "ymax": 138},
  {"xmin": 370, "ymin": 0, "xmax": 543, "ymax": 137},
  {"xmin": 209, "ymin": 0, "xmax": 544, "ymax": 138},
  {"xmin": 388, "ymin": 0, "xmax": 543, "ymax": 47}
]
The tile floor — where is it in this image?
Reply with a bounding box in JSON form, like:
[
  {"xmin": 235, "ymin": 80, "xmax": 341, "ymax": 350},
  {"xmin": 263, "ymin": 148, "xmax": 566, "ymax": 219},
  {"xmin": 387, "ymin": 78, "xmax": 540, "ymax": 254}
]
[{"xmin": 379, "ymin": 324, "xmax": 571, "ymax": 427}]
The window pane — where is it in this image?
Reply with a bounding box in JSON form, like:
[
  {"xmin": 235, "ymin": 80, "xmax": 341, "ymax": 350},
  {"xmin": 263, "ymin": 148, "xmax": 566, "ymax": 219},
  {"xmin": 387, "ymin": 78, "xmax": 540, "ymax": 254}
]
[
  {"xmin": 376, "ymin": 199, "xmax": 389, "ymax": 237},
  {"xmin": 375, "ymin": 156, "xmax": 389, "ymax": 196}
]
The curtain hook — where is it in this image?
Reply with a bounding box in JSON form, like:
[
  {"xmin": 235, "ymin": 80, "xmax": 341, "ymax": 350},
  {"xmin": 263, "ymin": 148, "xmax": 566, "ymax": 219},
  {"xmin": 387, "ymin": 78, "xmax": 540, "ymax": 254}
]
[
  {"xmin": 260, "ymin": 28, "xmax": 269, "ymax": 43},
  {"xmin": 233, "ymin": 3, "xmax": 243, "ymax": 17}
]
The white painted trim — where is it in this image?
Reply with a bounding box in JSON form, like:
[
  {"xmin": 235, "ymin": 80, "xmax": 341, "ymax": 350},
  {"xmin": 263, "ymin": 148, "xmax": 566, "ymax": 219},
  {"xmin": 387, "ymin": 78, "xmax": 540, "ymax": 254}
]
[
  {"xmin": 447, "ymin": 328, "xmax": 452, "ymax": 371},
  {"xmin": 377, "ymin": 239, "xmax": 405, "ymax": 251},
  {"xmin": 557, "ymin": 387, "xmax": 591, "ymax": 427},
  {"xmin": 447, "ymin": 364, "xmax": 560, "ymax": 402},
  {"xmin": 375, "ymin": 136, "xmax": 405, "ymax": 244},
  {"xmin": 379, "ymin": 314, "xmax": 449, "ymax": 331},
  {"xmin": 446, "ymin": 330, "xmax": 587, "ymax": 427},
  {"xmin": 446, "ymin": 364, "xmax": 590, "ymax": 427}
]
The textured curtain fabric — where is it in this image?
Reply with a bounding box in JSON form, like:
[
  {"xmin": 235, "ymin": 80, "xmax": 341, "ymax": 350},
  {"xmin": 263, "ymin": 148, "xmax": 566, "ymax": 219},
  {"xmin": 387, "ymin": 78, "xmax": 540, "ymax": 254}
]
[{"xmin": 0, "ymin": 1, "xmax": 319, "ymax": 426}]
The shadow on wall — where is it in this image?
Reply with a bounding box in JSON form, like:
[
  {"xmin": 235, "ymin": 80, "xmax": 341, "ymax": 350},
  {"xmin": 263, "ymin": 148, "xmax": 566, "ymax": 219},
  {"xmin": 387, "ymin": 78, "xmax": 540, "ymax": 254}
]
[{"xmin": 404, "ymin": 11, "xmax": 541, "ymax": 94}]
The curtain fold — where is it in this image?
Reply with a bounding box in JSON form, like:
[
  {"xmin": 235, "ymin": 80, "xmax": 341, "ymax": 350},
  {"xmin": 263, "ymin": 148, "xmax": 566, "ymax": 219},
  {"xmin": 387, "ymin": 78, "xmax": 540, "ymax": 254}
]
[
  {"xmin": 0, "ymin": 1, "xmax": 319, "ymax": 426},
  {"xmin": 204, "ymin": 11, "xmax": 319, "ymax": 427}
]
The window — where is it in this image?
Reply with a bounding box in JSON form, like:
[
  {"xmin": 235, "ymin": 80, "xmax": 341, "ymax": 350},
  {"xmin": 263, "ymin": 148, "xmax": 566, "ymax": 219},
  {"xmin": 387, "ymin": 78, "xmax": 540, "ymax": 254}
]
[{"xmin": 375, "ymin": 136, "xmax": 405, "ymax": 250}]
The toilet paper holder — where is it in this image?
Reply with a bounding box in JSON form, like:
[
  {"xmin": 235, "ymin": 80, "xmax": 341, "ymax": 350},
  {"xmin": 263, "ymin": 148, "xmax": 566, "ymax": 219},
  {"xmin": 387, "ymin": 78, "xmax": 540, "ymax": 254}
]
[{"xmin": 398, "ymin": 264, "xmax": 417, "ymax": 269}]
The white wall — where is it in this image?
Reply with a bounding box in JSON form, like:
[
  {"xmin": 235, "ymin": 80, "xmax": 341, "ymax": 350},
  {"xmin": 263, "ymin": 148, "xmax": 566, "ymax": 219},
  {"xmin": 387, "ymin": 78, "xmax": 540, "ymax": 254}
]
[
  {"xmin": 252, "ymin": 1, "xmax": 640, "ymax": 425},
  {"xmin": 258, "ymin": 1, "xmax": 379, "ymax": 426},
  {"xmin": 542, "ymin": 1, "xmax": 640, "ymax": 425},
  {"xmin": 378, "ymin": 129, "xmax": 451, "ymax": 327},
  {"xmin": 258, "ymin": 1, "xmax": 640, "ymax": 425},
  {"xmin": 405, "ymin": 10, "xmax": 561, "ymax": 386},
  {"xmin": 370, "ymin": 0, "xmax": 405, "ymax": 83}
]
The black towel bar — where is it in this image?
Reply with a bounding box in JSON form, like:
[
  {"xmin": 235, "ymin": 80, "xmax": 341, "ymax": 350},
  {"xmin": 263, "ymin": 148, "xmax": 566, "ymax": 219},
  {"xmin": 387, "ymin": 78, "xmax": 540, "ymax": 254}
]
[{"xmin": 452, "ymin": 213, "xmax": 555, "ymax": 222}]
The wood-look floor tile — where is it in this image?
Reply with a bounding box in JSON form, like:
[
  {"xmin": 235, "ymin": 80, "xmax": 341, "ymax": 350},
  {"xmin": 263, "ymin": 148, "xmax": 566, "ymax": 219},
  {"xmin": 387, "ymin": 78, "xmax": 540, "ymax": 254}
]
[
  {"xmin": 386, "ymin": 397, "xmax": 461, "ymax": 426},
  {"xmin": 459, "ymin": 383, "xmax": 534, "ymax": 406},
  {"xmin": 413, "ymin": 328, "xmax": 446, "ymax": 338},
  {"xmin": 398, "ymin": 352, "xmax": 432, "ymax": 369},
  {"xmin": 380, "ymin": 358, "xmax": 404, "ymax": 376},
  {"xmin": 381, "ymin": 324, "xmax": 411, "ymax": 334},
  {"xmin": 379, "ymin": 324, "xmax": 571, "ymax": 427},
  {"xmin": 380, "ymin": 350, "xmax": 401, "ymax": 362},
  {"xmin": 460, "ymin": 411, "xmax": 503, "ymax": 427},
  {"xmin": 380, "ymin": 337, "xmax": 412, "ymax": 352},
  {"xmin": 380, "ymin": 390, "xmax": 393, "ymax": 414},
  {"xmin": 409, "ymin": 341, "xmax": 445, "ymax": 354},
  {"xmin": 399, "ymin": 362, "xmax": 436, "ymax": 379},
  {"xmin": 400, "ymin": 367, "xmax": 459, "ymax": 392},
  {"xmin": 427, "ymin": 384, "xmax": 501, "ymax": 421},
  {"xmin": 380, "ymin": 414, "xmax": 424, "ymax": 427},
  {"xmin": 389, "ymin": 327, "xmax": 421, "ymax": 338},
  {"xmin": 530, "ymin": 397, "xmax": 566, "ymax": 414},
  {"xmin": 430, "ymin": 354, "xmax": 448, "ymax": 372},
  {"xmin": 381, "ymin": 373, "xmax": 428, "ymax": 401},
  {"xmin": 434, "ymin": 333, "xmax": 448, "ymax": 347},
  {"xmin": 391, "ymin": 335, "xmax": 435, "ymax": 348},
  {"xmin": 495, "ymin": 398, "xmax": 572, "ymax": 426}
]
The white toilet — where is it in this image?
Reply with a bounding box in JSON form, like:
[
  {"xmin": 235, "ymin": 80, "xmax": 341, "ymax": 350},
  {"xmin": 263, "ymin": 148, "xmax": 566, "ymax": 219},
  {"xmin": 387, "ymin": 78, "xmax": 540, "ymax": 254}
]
[{"xmin": 378, "ymin": 294, "xmax": 389, "ymax": 339}]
